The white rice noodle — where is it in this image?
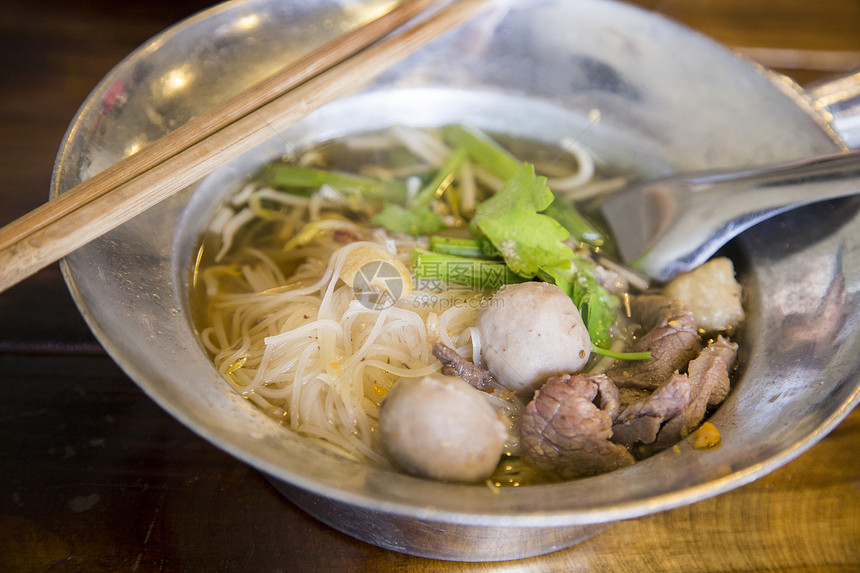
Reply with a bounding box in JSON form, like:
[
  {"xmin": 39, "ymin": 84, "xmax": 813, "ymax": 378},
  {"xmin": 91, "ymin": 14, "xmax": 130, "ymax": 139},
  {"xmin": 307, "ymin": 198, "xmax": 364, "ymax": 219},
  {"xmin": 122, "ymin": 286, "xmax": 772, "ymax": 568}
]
[
  {"xmin": 458, "ymin": 160, "xmax": 478, "ymax": 215},
  {"xmin": 207, "ymin": 206, "xmax": 233, "ymax": 236},
  {"xmin": 230, "ymin": 183, "xmax": 256, "ymax": 207},
  {"xmin": 546, "ymin": 139, "xmax": 595, "ymax": 192},
  {"xmin": 244, "ymin": 247, "xmax": 287, "ymax": 286},
  {"xmin": 557, "ymin": 176, "xmax": 628, "ymax": 202},
  {"xmin": 390, "ymin": 125, "xmax": 451, "ymax": 166},
  {"xmin": 204, "ymin": 239, "xmax": 480, "ymax": 463},
  {"xmin": 308, "ymin": 188, "xmax": 323, "ymax": 221},
  {"xmin": 464, "ymin": 326, "xmax": 482, "ymax": 367},
  {"xmin": 596, "ymin": 253, "xmax": 651, "ymax": 292},
  {"xmin": 250, "ymin": 187, "xmax": 312, "ymax": 207},
  {"xmin": 215, "ymin": 207, "xmax": 255, "ymax": 262},
  {"xmin": 436, "ymin": 300, "xmax": 481, "ymax": 353}
]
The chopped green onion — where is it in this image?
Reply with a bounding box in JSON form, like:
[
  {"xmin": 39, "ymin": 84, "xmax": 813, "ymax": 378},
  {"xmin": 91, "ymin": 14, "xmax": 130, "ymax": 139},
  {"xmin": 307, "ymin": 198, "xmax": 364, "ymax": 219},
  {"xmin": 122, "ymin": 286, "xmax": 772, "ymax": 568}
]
[
  {"xmin": 427, "ymin": 236, "xmax": 488, "ymax": 258},
  {"xmin": 412, "ymin": 248, "xmax": 526, "ymax": 291},
  {"xmin": 262, "ymin": 165, "xmax": 407, "ymax": 202},
  {"xmin": 442, "ymin": 125, "xmax": 522, "ymax": 179}
]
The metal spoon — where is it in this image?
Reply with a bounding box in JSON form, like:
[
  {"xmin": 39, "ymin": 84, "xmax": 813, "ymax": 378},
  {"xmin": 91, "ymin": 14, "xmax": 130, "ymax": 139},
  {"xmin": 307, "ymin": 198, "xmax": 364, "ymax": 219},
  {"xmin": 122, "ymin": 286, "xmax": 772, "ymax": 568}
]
[{"xmin": 599, "ymin": 150, "xmax": 860, "ymax": 282}]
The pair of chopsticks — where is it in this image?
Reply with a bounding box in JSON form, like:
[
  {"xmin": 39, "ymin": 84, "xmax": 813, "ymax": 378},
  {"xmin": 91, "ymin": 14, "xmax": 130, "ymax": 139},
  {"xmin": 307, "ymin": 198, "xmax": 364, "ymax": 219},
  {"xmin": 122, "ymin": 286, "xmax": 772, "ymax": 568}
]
[{"xmin": 0, "ymin": 0, "xmax": 489, "ymax": 294}]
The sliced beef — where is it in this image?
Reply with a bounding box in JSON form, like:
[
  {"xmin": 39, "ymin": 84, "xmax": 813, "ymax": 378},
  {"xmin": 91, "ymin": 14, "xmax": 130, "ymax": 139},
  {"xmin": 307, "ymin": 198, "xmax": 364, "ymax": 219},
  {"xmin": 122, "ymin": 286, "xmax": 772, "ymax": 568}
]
[
  {"xmin": 607, "ymin": 295, "xmax": 700, "ymax": 390},
  {"xmin": 594, "ymin": 373, "xmax": 621, "ymax": 420},
  {"xmin": 432, "ymin": 342, "xmax": 496, "ymax": 391},
  {"xmin": 609, "ymin": 335, "xmax": 737, "ymax": 453},
  {"xmin": 611, "ymin": 373, "xmax": 691, "ymax": 448},
  {"xmin": 654, "ymin": 335, "xmax": 738, "ymax": 448},
  {"xmin": 521, "ymin": 373, "xmax": 634, "ymax": 479}
]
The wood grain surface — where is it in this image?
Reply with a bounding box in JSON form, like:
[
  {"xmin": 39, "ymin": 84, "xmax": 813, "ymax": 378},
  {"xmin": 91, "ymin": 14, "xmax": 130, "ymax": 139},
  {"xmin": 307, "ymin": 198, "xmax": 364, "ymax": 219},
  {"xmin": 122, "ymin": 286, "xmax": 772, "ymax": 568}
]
[{"xmin": 1, "ymin": 1, "xmax": 858, "ymax": 571}]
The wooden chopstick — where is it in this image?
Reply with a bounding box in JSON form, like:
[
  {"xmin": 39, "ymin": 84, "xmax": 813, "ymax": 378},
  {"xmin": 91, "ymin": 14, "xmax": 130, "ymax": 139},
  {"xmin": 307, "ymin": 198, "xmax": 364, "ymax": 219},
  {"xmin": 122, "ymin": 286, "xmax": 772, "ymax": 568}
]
[
  {"xmin": 0, "ymin": 0, "xmax": 440, "ymax": 254},
  {"xmin": 0, "ymin": 0, "xmax": 489, "ymax": 293}
]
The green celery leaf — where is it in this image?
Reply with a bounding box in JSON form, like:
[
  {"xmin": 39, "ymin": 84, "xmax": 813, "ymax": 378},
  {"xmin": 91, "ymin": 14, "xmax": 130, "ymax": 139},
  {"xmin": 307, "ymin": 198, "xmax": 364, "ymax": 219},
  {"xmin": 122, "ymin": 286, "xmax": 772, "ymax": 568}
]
[
  {"xmin": 539, "ymin": 261, "xmax": 620, "ymax": 348},
  {"xmin": 371, "ymin": 204, "xmax": 447, "ymax": 236},
  {"xmin": 470, "ymin": 164, "xmax": 574, "ymax": 277},
  {"xmin": 572, "ymin": 271, "xmax": 620, "ymax": 349}
]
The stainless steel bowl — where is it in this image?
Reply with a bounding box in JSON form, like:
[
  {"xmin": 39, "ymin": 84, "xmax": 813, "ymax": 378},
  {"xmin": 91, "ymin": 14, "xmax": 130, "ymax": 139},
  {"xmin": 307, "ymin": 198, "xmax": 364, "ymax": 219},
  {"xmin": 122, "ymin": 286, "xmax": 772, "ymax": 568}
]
[{"xmin": 51, "ymin": 0, "xmax": 860, "ymax": 561}]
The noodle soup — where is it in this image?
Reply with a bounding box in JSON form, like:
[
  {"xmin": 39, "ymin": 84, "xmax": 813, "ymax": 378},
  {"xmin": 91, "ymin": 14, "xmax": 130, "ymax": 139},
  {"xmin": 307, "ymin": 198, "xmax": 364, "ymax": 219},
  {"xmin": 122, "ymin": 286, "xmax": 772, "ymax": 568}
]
[{"xmin": 190, "ymin": 125, "xmax": 744, "ymax": 486}]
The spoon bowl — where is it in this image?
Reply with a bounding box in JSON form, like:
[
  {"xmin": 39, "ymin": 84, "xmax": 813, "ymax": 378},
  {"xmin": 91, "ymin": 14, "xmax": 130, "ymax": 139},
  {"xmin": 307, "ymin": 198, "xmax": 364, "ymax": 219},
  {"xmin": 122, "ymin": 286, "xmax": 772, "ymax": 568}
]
[{"xmin": 600, "ymin": 149, "xmax": 860, "ymax": 281}]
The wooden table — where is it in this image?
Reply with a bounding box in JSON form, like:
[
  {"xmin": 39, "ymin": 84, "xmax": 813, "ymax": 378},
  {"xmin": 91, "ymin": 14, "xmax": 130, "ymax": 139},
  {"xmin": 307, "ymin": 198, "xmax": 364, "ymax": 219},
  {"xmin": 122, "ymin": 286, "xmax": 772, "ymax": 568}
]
[{"xmin": 1, "ymin": 1, "xmax": 858, "ymax": 571}]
